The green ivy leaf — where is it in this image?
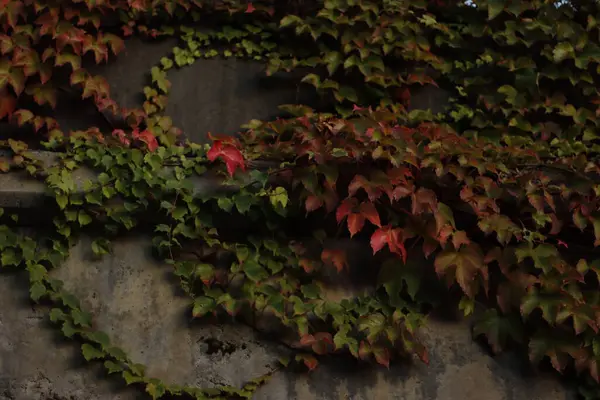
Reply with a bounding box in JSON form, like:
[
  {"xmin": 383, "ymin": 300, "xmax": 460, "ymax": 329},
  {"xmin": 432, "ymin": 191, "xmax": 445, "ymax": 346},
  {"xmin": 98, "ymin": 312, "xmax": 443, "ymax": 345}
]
[
  {"xmin": 60, "ymin": 292, "xmax": 80, "ymax": 309},
  {"xmin": 1, "ymin": 247, "xmax": 19, "ymax": 266},
  {"xmin": 324, "ymin": 51, "xmax": 342, "ymax": 75},
  {"xmin": 234, "ymin": 193, "xmax": 253, "ymax": 214},
  {"xmin": 29, "ymin": 281, "xmax": 47, "ymax": 302},
  {"xmin": 270, "ymin": 187, "xmax": 289, "ymax": 209},
  {"xmin": 160, "ymin": 57, "xmax": 173, "ymax": 70},
  {"xmin": 192, "ymin": 296, "xmax": 216, "ymax": 318},
  {"xmin": 195, "ymin": 263, "xmax": 215, "ymax": 282},
  {"xmin": 61, "ymin": 320, "xmax": 78, "ymax": 337},
  {"xmin": 553, "ymin": 42, "xmax": 575, "ymax": 63},
  {"xmin": 243, "ymin": 259, "xmax": 268, "ymax": 282},
  {"xmin": 27, "ymin": 263, "xmax": 47, "ymax": 281},
  {"xmin": 49, "ymin": 308, "xmax": 67, "ymax": 323},
  {"xmin": 87, "ymin": 331, "xmax": 111, "ymax": 348},
  {"xmin": 81, "ymin": 343, "xmax": 105, "ymax": 361},
  {"xmin": 280, "ymin": 15, "xmax": 303, "ymax": 28},
  {"xmin": 78, "ymin": 211, "xmax": 92, "ymax": 226},
  {"xmin": 331, "ymin": 148, "xmax": 348, "ymax": 158},
  {"xmin": 71, "ymin": 308, "xmax": 92, "ymax": 327},
  {"xmin": 91, "ymin": 239, "xmax": 110, "ymax": 256},
  {"xmin": 172, "ymin": 206, "xmax": 187, "ymax": 220},
  {"xmin": 487, "ymin": 0, "xmax": 505, "ymax": 20},
  {"xmin": 56, "ymin": 194, "xmax": 68, "ymax": 209},
  {"xmin": 122, "ymin": 370, "xmax": 144, "ymax": 385},
  {"xmin": 301, "ymin": 73, "xmax": 321, "ymax": 88},
  {"xmin": 146, "ymin": 381, "xmax": 166, "ymax": 399},
  {"xmin": 301, "ymin": 283, "xmax": 320, "ymax": 299},
  {"xmin": 217, "ymin": 197, "xmax": 233, "ymax": 212},
  {"xmin": 104, "ymin": 360, "xmax": 123, "ymax": 374}
]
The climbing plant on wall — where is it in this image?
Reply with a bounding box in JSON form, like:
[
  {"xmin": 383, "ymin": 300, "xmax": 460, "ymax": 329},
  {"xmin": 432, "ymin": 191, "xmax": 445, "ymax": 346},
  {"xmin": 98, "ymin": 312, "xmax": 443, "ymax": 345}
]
[{"xmin": 2, "ymin": 0, "xmax": 600, "ymax": 398}]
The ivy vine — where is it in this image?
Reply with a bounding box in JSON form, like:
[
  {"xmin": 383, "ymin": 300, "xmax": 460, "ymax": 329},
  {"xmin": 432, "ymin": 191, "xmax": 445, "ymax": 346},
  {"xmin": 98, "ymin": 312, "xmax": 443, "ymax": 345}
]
[{"xmin": 2, "ymin": 0, "xmax": 600, "ymax": 399}]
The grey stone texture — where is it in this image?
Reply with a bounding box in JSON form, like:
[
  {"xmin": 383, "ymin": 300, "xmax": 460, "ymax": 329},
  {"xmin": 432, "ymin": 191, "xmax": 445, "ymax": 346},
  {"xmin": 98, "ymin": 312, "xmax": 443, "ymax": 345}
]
[
  {"xmin": 91, "ymin": 37, "xmax": 319, "ymax": 143},
  {"xmin": 0, "ymin": 236, "xmax": 575, "ymax": 399}
]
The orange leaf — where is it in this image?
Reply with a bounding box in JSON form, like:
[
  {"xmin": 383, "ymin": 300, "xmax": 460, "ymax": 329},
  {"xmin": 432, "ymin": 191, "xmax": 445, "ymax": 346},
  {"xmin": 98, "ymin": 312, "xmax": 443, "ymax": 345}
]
[
  {"xmin": 347, "ymin": 213, "xmax": 365, "ymax": 237},
  {"xmin": 297, "ymin": 354, "xmax": 318, "ymax": 371},
  {"xmin": 373, "ymin": 345, "xmax": 390, "ymax": 368},
  {"xmin": 321, "ymin": 249, "xmax": 347, "ymax": 272},
  {"xmin": 434, "ymin": 243, "xmax": 485, "ymax": 297},
  {"xmin": 0, "ymin": 90, "xmax": 16, "ymax": 119},
  {"xmin": 0, "ymin": 158, "xmax": 10, "ymax": 172}
]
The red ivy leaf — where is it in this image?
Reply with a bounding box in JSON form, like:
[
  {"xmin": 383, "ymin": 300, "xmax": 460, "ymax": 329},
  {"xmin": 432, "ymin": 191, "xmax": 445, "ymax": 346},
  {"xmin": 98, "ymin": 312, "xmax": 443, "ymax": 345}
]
[
  {"xmin": 321, "ymin": 249, "xmax": 347, "ymax": 272},
  {"xmin": 309, "ymin": 332, "xmax": 333, "ymax": 355},
  {"xmin": 370, "ymin": 228, "xmax": 388, "ymax": 254},
  {"xmin": 129, "ymin": 0, "xmax": 146, "ymax": 11},
  {"xmin": 415, "ymin": 343, "xmax": 429, "ymax": 365},
  {"xmin": 392, "ymin": 183, "xmax": 414, "ymax": 200},
  {"xmin": 371, "ymin": 226, "xmax": 407, "ymax": 263},
  {"xmin": 245, "ymin": 2, "xmax": 255, "ymax": 13},
  {"xmin": 451, "ymin": 230, "xmax": 471, "ymax": 249},
  {"xmin": 305, "ymin": 195, "xmax": 323, "ymax": 213},
  {"xmin": 297, "ymin": 354, "xmax": 318, "ymax": 371},
  {"xmin": 0, "ymin": 90, "xmax": 16, "ymax": 119},
  {"xmin": 422, "ymin": 238, "xmax": 439, "ymax": 259},
  {"xmin": 323, "ymin": 186, "xmax": 339, "ymax": 213},
  {"xmin": 372, "ymin": 345, "xmax": 390, "ymax": 368},
  {"xmin": 359, "ymin": 202, "xmax": 381, "ymax": 227},
  {"xmin": 549, "ymin": 213, "xmax": 563, "ymax": 235},
  {"xmin": 132, "ymin": 129, "xmax": 158, "ymax": 152},
  {"xmin": 300, "ymin": 334, "xmax": 316, "ymax": 346},
  {"xmin": 122, "ymin": 25, "xmax": 134, "ymax": 37},
  {"xmin": 411, "ymin": 188, "xmax": 438, "ymax": 215},
  {"xmin": 347, "ymin": 213, "xmax": 365, "ymax": 237},
  {"xmin": 348, "ymin": 175, "xmax": 382, "ymax": 201},
  {"xmin": 358, "ymin": 340, "xmax": 371, "ymax": 360},
  {"xmin": 112, "ymin": 129, "xmax": 131, "ymax": 147},
  {"xmin": 336, "ymin": 198, "xmax": 356, "ymax": 223},
  {"xmin": 299, "ymin": 258, "xmax": 314, "ymax": 273},
  {"xmin": 314, "ymin": 332, "xmax": 333, "ymax": 344},
  {"xmin": 207, "ymin": 140, "xmax": 245, "ymax": 176}
]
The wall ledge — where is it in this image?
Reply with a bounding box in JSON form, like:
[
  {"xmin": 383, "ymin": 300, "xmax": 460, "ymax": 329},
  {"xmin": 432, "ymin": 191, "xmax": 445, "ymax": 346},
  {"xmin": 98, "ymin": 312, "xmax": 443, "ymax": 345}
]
[{"xmin": 0, "ymin": 150, "xmax": 228, "ymax": 210}]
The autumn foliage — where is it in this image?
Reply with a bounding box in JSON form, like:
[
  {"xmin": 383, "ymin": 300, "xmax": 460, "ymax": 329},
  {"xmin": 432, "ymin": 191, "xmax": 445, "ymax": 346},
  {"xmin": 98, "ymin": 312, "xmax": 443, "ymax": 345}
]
[{"xmin": 3, "ymin": 0, "xmax": 600, "ymax": 398}]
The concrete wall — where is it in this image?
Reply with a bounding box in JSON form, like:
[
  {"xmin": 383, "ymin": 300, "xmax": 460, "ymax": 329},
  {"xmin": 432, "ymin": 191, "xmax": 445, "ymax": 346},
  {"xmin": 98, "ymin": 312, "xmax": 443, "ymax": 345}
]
[
  {"xmin": 0, "ymin": 38, "xmax": 577, "ymax": 399},
  {"xmin": 0, "ymin": 235, "xmax": 575, "ymax": 400}
]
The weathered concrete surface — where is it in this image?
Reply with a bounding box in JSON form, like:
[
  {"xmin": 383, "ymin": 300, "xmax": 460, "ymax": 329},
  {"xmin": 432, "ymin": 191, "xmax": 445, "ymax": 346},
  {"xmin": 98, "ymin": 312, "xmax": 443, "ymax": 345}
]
[
  {"xmin": 0, "ymin": 272, "xmax": 141, "ymax": 400},
  {"xmin": 93, "ymin": 37, "xmax": 319, "ymax": 143},
  {"xmin": 0, "ymin": 236, "xmax": 575, "ymax": 399},
  {"xmin": 255, "ymin": 320, "xmax": 573, "ymax": 400},
  {"xmin": 53, "ymin": 237, "xmax": 285, "ymax": 390}
]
